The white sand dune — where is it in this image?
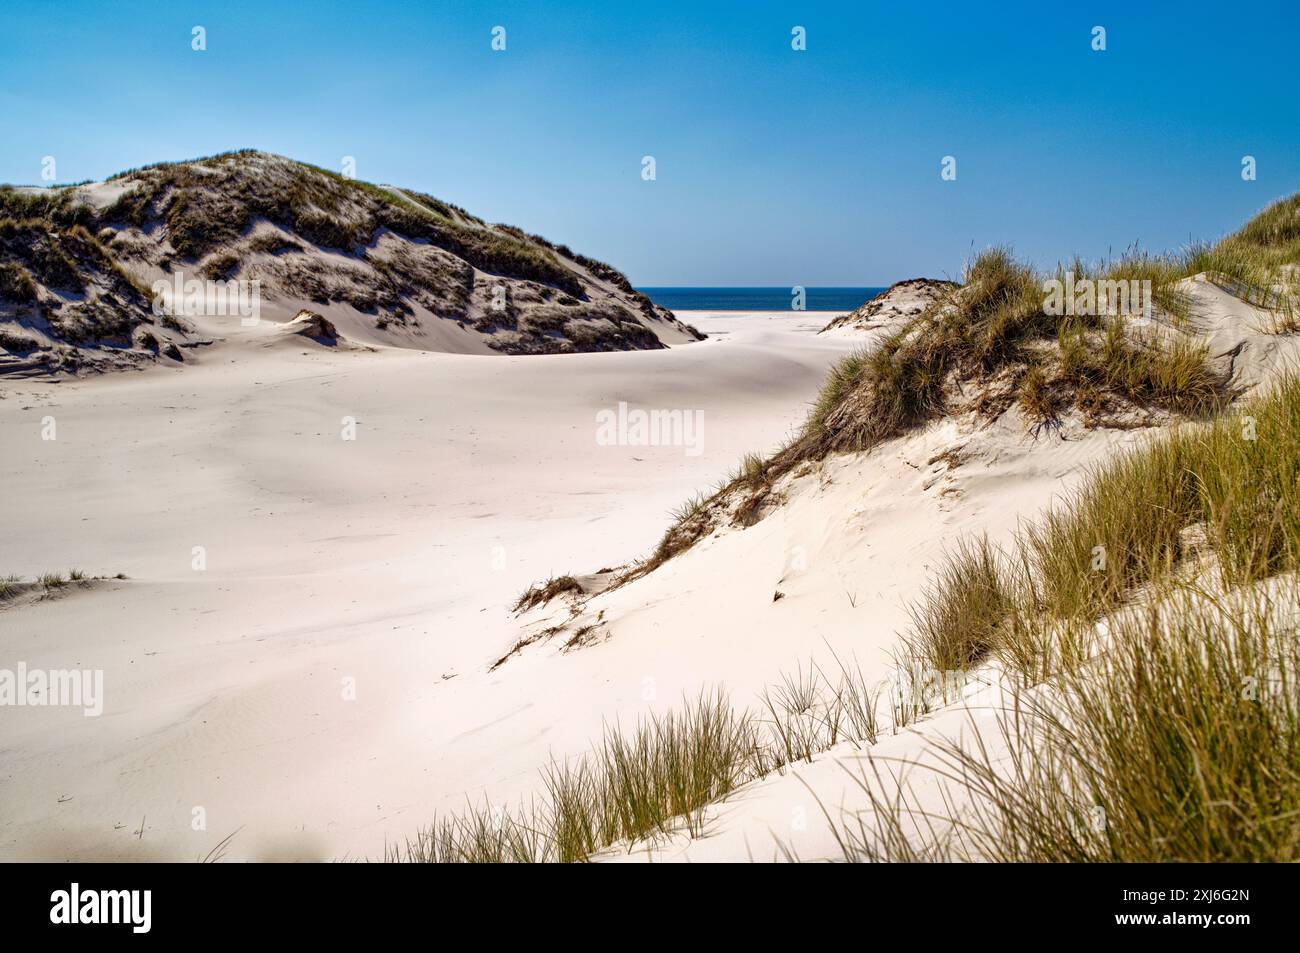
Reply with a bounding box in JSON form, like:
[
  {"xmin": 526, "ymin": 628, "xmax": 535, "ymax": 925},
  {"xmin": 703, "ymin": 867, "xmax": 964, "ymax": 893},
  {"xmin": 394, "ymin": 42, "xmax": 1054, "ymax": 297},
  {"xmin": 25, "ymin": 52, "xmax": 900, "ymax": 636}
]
[{"xmin": 581, "ymin": 277, "xmax": 1300, "ymax": 862}]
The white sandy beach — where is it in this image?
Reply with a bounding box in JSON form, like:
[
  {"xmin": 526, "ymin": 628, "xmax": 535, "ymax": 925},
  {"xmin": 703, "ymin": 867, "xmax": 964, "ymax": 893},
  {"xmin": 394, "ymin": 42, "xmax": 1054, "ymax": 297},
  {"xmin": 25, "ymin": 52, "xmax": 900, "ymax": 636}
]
[{"xmin": 0, "ymin": 309, "xmax": 848, "ymax": 861}]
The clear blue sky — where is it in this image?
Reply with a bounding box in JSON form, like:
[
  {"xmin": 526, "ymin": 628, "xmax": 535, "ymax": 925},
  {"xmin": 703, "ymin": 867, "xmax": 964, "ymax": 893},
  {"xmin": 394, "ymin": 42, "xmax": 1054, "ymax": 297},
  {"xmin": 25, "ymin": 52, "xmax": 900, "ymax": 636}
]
[{"xmin": 1, "ymin": 1, "xmax": 1296, "ymax": 285}]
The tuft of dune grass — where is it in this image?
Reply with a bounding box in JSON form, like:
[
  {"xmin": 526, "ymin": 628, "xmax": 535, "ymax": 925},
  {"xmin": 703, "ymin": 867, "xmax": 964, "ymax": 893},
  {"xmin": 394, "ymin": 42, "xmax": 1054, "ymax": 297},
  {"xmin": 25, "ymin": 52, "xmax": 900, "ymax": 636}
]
[
  {"xmin": 391, "ymin": 689, "xmax": 759, "ymax": 862},
  {"xmin": 791, "ymin": 245, "xmax": 1223, "ymax": 461},
  {"xmin": 901, "ymin": 536, "xmax": 1012, "ymax": 672},
  {"xmin": 833, "ymin": 579, "xmax": 1300, "ymax": 863},
  {"xmin": 1184, "ymin": 192, "xmax": 1300, "ymax": 332},
  {"xmin": 1, "ymin": 569, "xmax": 122, "ymax": 604},
  {"xmin": 390, "ymin": 657, "xmax": 883, "ymax": 863},
  {"xmin": 511, "ymin": 574, "xmax": 583, "ymax": 614}
]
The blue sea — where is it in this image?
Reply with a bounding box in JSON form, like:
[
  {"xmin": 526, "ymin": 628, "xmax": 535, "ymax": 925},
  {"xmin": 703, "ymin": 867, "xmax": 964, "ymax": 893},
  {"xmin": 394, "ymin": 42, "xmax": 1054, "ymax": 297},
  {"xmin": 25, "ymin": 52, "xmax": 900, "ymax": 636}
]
[{"xmin": 639, "ymin": 287, "xmax": 886, "ymax": 312}]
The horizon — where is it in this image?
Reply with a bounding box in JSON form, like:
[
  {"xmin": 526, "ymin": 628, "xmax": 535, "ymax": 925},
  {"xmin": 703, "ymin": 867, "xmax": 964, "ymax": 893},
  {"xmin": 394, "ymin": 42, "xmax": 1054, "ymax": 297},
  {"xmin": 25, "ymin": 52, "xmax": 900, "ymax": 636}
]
[{"xmin": 2, "ymin": 2, "xmax": 1298, "ymax": 285}]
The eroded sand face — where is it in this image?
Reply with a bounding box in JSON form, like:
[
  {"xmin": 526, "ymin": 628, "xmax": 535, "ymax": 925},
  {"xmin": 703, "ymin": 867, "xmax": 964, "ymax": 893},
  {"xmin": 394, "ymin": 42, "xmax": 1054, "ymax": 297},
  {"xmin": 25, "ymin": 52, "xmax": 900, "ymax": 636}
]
[{"xmin": 0, "ymin": 310, "xmax": 849, "ymax": 861}]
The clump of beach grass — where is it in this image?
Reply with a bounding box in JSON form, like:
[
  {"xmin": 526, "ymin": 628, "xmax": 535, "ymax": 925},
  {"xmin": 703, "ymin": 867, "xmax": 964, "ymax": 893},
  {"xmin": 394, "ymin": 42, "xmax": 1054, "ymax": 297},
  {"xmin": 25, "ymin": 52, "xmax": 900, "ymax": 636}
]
[
  {"xmin": 792, "ymin": 246, "xmax": 1222, "ymax": 461},
  {"xmin": 511, "ymin": 574, "xmax": 583, "ymax": 614},
  {"xmin": 1183, "ymin": 192, "xmax": 1300, "ymax": 332},
  {"xmin": 758, "ymin": 656, "xmax": 882, "ymax": 765},
  {"xmin": 830, "ymin": 578, "xmax": 1300, "ymax": 863},
  {"xmin": 0, "ymin": 574, "xmax": 23, "ymax": 600},
  {"xmin": 900, "ymin": 536, "xmax": 1013, "ymax": 673},
  {"xmin": 607, "ymin": 449, "xmax": 782, "ymax": 587},
  {"xmin": 391, "ymin": 690, "xmax": 760, "ymax": 862},
  {"xmin": 1, "ymin": 569, "xmax": 125, "ymax": 605},
  {"xmin": 391, "ymin": 660, "xmax": 884, "ymax": 863}
]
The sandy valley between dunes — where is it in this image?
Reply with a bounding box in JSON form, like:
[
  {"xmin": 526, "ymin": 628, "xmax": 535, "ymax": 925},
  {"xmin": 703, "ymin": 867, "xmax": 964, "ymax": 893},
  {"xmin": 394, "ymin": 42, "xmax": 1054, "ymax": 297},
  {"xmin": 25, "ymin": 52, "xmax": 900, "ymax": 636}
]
[
  {"xmin": 7, "ymin": 277, "xmax": 1280, "ymax": 862},
  {"xmin": 0, "ymin": 310, "xmax": 854, "ymax": 861}
]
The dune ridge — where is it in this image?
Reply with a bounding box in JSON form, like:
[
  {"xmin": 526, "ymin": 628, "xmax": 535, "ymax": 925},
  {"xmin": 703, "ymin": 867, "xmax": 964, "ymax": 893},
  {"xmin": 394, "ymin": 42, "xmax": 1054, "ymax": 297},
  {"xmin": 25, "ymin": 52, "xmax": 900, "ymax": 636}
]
[{"xmin": 0, "ymin": 150, "xmax": 704, "ymax": 376}]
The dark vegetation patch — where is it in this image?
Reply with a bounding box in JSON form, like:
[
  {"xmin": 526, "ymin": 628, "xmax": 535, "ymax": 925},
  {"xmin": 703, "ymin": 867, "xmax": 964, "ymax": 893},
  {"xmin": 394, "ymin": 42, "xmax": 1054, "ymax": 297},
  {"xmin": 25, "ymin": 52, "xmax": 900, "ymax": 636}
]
[
  {"xmin": 512, "ymin": 575, "xmax": 584, "ymax": 614},
  {"xmin": 88, "ymin": 151, "xmax": 589, "ymax": 299},
  {"xmin": 1, "ymin": 217, "xmax": 156, "ymax": 362}
]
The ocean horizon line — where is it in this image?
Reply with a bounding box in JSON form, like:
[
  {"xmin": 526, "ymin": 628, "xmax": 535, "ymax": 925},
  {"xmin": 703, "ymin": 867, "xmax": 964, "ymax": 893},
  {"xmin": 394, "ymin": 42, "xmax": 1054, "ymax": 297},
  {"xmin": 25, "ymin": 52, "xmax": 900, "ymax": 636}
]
[{"xmin": 639, "ymin": 286, "xmax": 887, "ymax": 312}]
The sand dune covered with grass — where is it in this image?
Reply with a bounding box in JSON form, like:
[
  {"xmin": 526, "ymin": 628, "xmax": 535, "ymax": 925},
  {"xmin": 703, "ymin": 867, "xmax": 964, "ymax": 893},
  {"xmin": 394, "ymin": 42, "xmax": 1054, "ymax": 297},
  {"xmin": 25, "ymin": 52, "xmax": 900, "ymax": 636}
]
[
  {"xmin": 394, "ymin": 197, "xmax": 1300, "ymax": 862},
  {"xmin": 0, "ymin": 151, "xmax": 703, "ymax": 377}
]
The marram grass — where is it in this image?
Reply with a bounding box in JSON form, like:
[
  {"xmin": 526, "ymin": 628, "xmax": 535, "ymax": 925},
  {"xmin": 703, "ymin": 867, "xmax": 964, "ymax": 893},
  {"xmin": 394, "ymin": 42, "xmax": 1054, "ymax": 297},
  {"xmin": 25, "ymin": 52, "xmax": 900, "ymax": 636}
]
[{"xmin": 388, "ymin": 659, "xmax": 882, "ymax": 863}]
